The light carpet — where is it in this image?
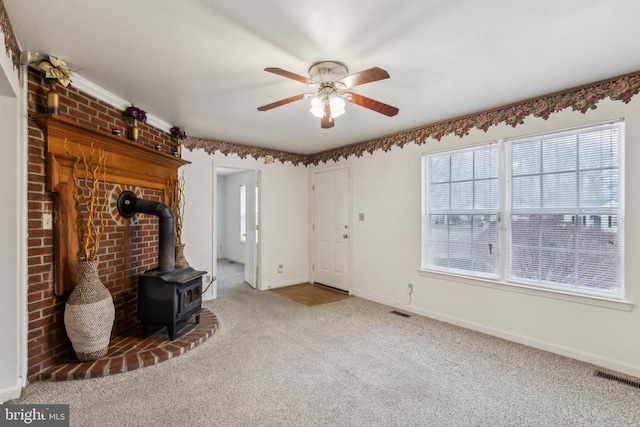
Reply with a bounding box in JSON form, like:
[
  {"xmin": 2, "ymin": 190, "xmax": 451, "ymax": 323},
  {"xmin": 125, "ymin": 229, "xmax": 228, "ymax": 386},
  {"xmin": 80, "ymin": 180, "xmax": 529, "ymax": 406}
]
[{"xmin": 10, "ymin": 277, "xmax": 640, "ymax": 426}]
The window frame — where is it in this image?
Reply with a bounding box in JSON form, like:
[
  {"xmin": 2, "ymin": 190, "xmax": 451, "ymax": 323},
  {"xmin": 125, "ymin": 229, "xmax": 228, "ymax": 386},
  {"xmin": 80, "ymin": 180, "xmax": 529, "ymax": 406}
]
[
  {"xmin": 421, "ymin": 120, "xmax": 625, "ymax": 300},
  {"xmin": 240, "ymin": 184, "xmax": 246, "ymax": 243},
  {"xmin": 422, "ymin": 143, "xmax": 502, "ymax": 280}
]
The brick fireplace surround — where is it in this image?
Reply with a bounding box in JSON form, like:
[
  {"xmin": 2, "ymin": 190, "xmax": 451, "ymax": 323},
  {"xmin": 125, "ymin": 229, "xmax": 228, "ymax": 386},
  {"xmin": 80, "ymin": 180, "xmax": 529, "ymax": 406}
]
[{"xmin": 26, "ymin": 69, "xmax": 215, "ymax": 381}]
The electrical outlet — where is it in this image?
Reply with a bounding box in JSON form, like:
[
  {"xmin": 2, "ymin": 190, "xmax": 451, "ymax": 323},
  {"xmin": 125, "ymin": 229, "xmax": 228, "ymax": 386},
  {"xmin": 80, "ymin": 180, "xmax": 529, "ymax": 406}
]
[
  {"xmin": 277, "ymin": 264, "xmax": 284, "ymax": 273},
  {"xmin": 42, "ymin": 213, "xmax": 53, "ymax": 230},
  {"xmin": 204, "ymin": 274, "xmax": 211, "ymax": 283},
  {"xmin": 407, "ymin": 283, "xmax": 413, "ymax": 294}
]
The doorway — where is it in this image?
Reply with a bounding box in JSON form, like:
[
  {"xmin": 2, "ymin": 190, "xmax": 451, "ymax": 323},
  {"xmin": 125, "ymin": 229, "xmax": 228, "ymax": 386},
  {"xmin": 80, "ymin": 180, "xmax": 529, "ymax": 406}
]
[
  {"xmin": 215, "ymin": 167, "xmax": 260, "ymax": 291},
  {"xmin": 312, "ymin": 167, "xmax": 351, "ymax": 292}
]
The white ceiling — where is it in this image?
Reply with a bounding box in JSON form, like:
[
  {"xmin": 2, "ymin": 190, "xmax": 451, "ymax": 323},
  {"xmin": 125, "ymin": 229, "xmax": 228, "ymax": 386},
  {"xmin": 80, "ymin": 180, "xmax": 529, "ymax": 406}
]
[{"xmin": 5, "ymin": 0, "xmax": 640, "ymax": 155}]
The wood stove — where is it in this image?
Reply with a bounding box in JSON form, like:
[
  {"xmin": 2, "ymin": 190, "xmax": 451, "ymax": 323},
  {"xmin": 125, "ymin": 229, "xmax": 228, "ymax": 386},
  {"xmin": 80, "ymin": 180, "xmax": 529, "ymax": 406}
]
[
  {"xmin": 138, "ymin": 266, "xmax": 205, "ymax": 340},
  {"xmin": 117, "ymin": 190, "xmax": 206, "ymax": 341}
]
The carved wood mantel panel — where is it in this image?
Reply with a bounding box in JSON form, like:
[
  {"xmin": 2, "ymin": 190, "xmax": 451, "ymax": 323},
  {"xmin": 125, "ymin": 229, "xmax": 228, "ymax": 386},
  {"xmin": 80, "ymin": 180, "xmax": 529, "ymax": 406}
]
[{"xmin": 35, "ymin": 114, "xmax": 189, "ymax": 295}]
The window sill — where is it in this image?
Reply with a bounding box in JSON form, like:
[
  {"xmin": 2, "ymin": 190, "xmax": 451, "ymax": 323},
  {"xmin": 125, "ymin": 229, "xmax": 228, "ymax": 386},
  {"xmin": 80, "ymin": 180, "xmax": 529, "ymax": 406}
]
[{"xmin": 417, "ymin": 269, "xmax": 635, "ymax": 312}]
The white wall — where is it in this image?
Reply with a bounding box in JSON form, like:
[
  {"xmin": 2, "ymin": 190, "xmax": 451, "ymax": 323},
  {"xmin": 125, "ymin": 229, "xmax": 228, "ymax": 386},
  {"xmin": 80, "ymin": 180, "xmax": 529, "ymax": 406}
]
[
  {"xmin": 216, "ymin": 175, "xmax": 226, "ymax": 259},
  {"xmin": 0, "ymin": 35, "xmax": 24, "ymax": 401},
  {"xmin": 312, "ymin": 96, "xmax": 640, "ymax": 378},
  {"xmin": 182, "ymin": 149, "xmax": 309, "ymax": 295}
]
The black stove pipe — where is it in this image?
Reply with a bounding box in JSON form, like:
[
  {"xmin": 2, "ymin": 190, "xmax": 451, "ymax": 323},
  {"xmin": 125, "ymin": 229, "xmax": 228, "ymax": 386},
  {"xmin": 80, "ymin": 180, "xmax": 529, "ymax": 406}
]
[{"xmin": 116, "ymin": 190, "xmax": 175, "ymax": 272}]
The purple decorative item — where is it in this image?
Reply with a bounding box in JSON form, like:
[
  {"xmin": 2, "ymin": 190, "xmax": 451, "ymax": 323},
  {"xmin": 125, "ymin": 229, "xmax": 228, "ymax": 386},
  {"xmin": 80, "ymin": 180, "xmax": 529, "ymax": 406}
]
[
  {"xmin": 123, "ymin": 105, "xmax": 146, "ymax": 142},
  {"xmin": 123, "ymin": 105, "xmax": 147, "ymax": 123},
  {"xmin": 170, "ymin": 126, "xmax": 186, "ymax": 140}
]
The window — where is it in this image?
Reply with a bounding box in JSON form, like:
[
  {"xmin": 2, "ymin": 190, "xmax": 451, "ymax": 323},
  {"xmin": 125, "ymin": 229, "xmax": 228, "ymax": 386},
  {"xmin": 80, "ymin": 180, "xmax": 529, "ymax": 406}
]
[
  {"xmin": 240, "ymin": 184, "xmax": 246, "ymax": 242},
  {"xmin": 422, "ymin": 121, "xmax": 624, "ymax": 299}
]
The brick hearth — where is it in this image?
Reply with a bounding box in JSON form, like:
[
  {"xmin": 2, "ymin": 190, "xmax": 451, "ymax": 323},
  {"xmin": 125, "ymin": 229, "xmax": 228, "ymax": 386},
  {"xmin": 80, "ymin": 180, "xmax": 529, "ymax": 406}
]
[{"xmin": 36, "ymin": 309, "xmax": 217, "ymax": 381}]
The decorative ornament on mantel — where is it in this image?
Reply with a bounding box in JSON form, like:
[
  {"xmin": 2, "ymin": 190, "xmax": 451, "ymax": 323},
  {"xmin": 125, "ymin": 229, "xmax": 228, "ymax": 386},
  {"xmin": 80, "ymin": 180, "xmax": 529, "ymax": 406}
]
[
  {"xmin": 63, "ymin": 143, "xmax": 115, "ymax": 361},
  {"xmin": 170, "ymin": 126, "xmax": 186, "ymax": 157},
  {"xmin": 123, "ymin": 105, "xmax": 147, "ymax": 142},
  {"xmin": 36, "ymin": 55, "xmax": 72, "ymax": 115}
]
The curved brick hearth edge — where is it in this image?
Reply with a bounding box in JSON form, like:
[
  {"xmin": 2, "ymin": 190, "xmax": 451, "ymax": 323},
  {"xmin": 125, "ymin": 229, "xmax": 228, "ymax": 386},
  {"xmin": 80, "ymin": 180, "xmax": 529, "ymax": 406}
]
[{"xmin": 35, "ymin": 309, "xmax": 218, "ymax": 382}]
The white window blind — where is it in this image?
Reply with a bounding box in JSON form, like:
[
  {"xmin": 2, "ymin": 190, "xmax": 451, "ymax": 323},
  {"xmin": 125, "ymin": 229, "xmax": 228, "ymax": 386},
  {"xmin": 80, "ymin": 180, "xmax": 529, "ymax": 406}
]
[
  {"xmin": 422, "ymin": 121, "xmax": 624, "ymax": 299},
  {"xmin": 424, "ymin": 145, "xmax": 499, "ymax": 277},
  {"xmin": 509, "ymin": 123, "xmax": 623, "ymax": 297}
]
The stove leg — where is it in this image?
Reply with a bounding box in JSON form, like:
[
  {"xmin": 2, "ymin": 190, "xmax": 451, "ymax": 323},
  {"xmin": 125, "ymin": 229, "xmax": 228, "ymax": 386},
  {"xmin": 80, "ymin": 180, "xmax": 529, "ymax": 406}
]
[
  {"xmin": 195, "ymin": 314, "xmax": 200, "ymax": 325},
  {"xmin": 168, "ymin": 322, "xmax": 176, "ymax": 341},
  {"xmin": 141, "ymin": 322, "xmax": 148, "ymax": 339}
]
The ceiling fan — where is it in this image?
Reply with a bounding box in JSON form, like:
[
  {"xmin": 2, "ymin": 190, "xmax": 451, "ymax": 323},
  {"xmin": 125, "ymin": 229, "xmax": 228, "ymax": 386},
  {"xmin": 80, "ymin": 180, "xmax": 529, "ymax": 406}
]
[{"xmin": 257, "ymin": 61, "xmax": 399, "ymax": 129}]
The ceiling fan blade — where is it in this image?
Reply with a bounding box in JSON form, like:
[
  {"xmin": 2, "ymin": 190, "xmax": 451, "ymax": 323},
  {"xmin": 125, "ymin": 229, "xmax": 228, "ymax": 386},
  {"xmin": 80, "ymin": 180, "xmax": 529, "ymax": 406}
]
[
  {"xmin": 264, "ymin": 67, "xmax": 316, "ymax": 85},
  {"xmin": 321, "ymin": 102, "xmax": 334, "ymax": 128},
  {"xmin": 336, "ymin": 67, "xmax": 390, "ymax": 88},
  {"xmin": 348, "ymin": 93, "xmax": 399, "ymax": 117},
  {"xmin": 257, "ymin": 94, "xmax": 305, "ymax": 111},
  {"xmin": 321, "ymin": 116, "xmax": 334, "ymax": 128}
]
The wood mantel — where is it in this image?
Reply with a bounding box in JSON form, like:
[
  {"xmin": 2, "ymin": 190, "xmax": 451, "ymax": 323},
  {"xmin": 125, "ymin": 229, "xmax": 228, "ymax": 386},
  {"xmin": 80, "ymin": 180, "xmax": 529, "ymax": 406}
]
[{"xmin": 34, "ymin": 114, "xmax": 189, "ymax": 295}]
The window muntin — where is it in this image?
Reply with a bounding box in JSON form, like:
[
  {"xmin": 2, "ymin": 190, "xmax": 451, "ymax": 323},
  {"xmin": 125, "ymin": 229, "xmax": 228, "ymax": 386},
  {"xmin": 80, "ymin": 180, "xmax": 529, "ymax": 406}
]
[{"xmin": 422, "ymin": 122, "xmax": 623, "ymax": 299}]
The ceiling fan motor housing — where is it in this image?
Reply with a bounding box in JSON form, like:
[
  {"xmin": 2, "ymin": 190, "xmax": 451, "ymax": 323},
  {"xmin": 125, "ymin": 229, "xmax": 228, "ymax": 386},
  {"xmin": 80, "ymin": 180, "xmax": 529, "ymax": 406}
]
[{"xmin": 308, "ymin": 61, "xmax": 349, "ymax": 84}]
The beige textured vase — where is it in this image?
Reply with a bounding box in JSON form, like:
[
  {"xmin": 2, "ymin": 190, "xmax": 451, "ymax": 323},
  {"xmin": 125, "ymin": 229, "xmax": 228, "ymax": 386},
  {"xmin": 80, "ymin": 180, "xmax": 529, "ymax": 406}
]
[
  {"xmin": 175, "ymin": 242, "xmax": 190, "ymax": 269},
  {"xmin": 64, "ymin": 260, "xmax": 115, "ymax": 361}
]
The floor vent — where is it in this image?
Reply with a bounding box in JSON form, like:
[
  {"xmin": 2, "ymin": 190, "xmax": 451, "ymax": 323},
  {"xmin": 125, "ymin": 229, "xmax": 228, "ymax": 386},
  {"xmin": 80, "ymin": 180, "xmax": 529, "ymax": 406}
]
[
  {"xmin": 594, "ymin": 370, "xmax": 640, "ymax": 389},
  {"xmin": 390, "ymin": 310, "xmax": 411, "ymax": 318}
]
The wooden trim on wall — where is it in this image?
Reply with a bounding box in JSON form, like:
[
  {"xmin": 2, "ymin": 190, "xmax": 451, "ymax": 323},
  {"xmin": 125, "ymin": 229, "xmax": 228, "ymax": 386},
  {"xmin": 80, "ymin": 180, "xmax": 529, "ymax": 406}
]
[{"xmin": 34, "ymin": 114, "xmax": 189, "ymax": 294}]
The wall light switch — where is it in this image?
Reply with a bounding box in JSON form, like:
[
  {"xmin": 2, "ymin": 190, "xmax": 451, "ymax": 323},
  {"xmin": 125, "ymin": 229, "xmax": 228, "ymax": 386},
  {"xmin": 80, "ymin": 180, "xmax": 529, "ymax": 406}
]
[
  {"xmin": 43, "ymin": 213, "xmax": 53, "ymax": 230},
  {"xmin": 358, "ymin": 213, "xmax": 365, "ymax": 221}
]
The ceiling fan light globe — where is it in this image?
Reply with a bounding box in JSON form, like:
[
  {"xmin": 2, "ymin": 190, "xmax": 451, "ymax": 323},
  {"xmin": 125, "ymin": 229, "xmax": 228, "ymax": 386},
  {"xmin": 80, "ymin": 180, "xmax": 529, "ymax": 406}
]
[
  {"xmin": 310, "ymin": 107, "xmax": 325, "ymax": 118},
  {"xmin": 331, "ymin": 109, "xmax": 345, "ymax": 119},
  {"xmin": 309, "ymin": 97, "xmax": 325, "ymax": 118},
  {"xmin": 330, "ymin": 97, "xmax": 346, "ymax": 118}
]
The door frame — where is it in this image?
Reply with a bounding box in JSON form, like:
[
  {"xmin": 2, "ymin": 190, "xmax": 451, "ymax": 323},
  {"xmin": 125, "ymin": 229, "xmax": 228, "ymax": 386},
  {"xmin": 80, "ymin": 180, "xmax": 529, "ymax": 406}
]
[
  {"xmin": 310, "ymin": 165, "xmax": 353, "ymax": 292},
  {"xmin": 213, "ymin": 164, "xmax": 262, "ymax": 290}
]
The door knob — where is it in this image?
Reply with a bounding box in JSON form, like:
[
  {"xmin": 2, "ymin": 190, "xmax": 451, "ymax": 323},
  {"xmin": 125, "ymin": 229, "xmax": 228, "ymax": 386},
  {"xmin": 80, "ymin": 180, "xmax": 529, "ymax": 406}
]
[{"xmin": 343, "ymin": 233, "xmax": 349, "ymax": 239}]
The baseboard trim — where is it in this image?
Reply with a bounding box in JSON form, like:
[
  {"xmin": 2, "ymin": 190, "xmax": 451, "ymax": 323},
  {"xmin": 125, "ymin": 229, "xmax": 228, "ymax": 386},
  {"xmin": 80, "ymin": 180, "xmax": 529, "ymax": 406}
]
[
  {"xmin": 0, "ymin": 379, "xmax": 22, "ymax": 403},
  {"xmin": 352, "ymin": 290, "xmax": 640, "ymax": 378}
]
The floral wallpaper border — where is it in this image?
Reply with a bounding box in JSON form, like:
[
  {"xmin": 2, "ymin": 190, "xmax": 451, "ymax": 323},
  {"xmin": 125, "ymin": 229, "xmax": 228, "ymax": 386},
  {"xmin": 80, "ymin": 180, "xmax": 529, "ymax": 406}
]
[
  {"xmin": 183, "ymin": 71, "xmax": 640, "ymax": 167},
  {"xmin": 186, "ymin": 136, "xmax": 309, "ymax": 166},
  {"xmin": 0, "ymin": 0, "xmax": 20, "ymax": 70},
  {"xmin": 308, "ymin": 71, "xmax": 640, "ymax": 165}
]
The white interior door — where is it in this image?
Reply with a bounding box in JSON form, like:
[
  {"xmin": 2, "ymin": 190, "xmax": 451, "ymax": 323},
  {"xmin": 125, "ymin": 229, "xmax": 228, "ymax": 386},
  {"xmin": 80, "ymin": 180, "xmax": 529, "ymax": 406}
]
[
  {"xmin": 313, "ymin": 168, "xmax": 350, "ymax": 291},
  {"xmin": 244, "ymin": 172, "xmax": 258, "ymax": 288}
]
